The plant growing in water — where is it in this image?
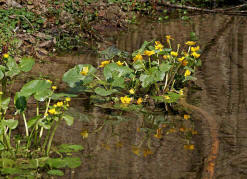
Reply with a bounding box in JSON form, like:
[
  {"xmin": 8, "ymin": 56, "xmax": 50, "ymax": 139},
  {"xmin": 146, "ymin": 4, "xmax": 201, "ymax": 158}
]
[
  {"xmin": 0, "ymin": 54, "xmax": 82, "ymax": 177},
  {"xmin": 63, "ymin": 35, "xmax": 201, "ymax": 155}
]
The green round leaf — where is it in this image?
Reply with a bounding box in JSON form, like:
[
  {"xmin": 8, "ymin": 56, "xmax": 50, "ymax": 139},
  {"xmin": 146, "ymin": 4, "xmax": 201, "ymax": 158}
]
[
  {"xmin": 19, "ymin": 57, "xmax": 35, "ymax": 72},
  {"xmin": 47, "ymin": 169, "xmax": 64, "ymax": 176}
]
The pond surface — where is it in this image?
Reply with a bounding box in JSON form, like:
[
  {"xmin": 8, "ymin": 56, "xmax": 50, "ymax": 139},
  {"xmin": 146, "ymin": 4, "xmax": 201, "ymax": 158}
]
[{"xmin": 29, "ymin": 14, "xmax": 247, "ymax": 178}]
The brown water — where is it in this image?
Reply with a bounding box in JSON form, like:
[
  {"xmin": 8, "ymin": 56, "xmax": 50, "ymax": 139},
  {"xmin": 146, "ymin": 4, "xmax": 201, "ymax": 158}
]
[{"xmin": 20, "ymin": 14, "xmax": 247, "ymax": 178}]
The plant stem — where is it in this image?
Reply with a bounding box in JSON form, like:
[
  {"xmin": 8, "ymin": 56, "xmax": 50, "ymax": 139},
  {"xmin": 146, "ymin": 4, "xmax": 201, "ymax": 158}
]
[
  {"xmin": 46, "ymin": 120, "xmax": 61, "ymax": 156},
  {"xmin": 22, "ymin": 112, "xmax": 29, "ymax": 136},
  {"xmin": 40, "ymin": 97, "xmax": 51, "ymax": 138}
]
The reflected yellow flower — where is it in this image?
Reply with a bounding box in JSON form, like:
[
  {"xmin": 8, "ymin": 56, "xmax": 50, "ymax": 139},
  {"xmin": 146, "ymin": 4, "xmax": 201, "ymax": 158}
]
[
  {"xmin": 132, "ymin": 146, "xmax": 140, "ymax": 156},
  {"xmin": 102, "ymin": 143, "xmax": 110, "ymax": 150},
  {"xmin": 81, "ymin": 130, "xmax": 88, "ymax": 139},
  {"xmin": 99, "ymin": 60, "xmax": 110, "ymax": 68},
  {"xmin": 116, "ymin": 141, "xmax": 123, "ymax": 148},
  {"xmin": 191, "ymin": 46, "xmax": 200, "ymax": 52},
  {"xmin": 143, "ymin": 148, "xmax": 153, "ymax": 157},
  {"xmin": 133, "ymin": 53, "xmax": 143, "ymax": 62},
  {"xmin": 161, "ymin": 124, "xmax": 167, "ymax": 128},
  {"xmin": 184, "ymin": 144, "xmax": 195, "ymax": 150},
  {"xmin": 0, "ymin": 92, "xmax": 3, "ymax": 95},
  {"xmin": 154, "ymin": 128, "xmax": 162, "ymax": 139},
  {"xmin": 144, "ymin": 50, "xmax": 155, "ymax": 56},
  {"xmin": 137, "ymin": 97, "xmax": 143, "ymax": 105},
  {"xmin": 3, "ymin": 53, "xmax": 9, "ymax": 58},
  {"xmin": 80, "ymin": 66, "xmax": 89, "ymax": 76},
  {"xmin": 184, "ymin": 70, "xmax": 191, "ymax": 77},
  {"xmin": 179, "ymin": 127, "xmax": 185, "ymax": 132},
  {"xmin": 184, "ymin": 114, "xmax": 190, "ymax": 120},
  {"xmin": 47, "ymin": 80, "xmax": 52, "ymax": 84},
  {"xmin": 171, "ymin": 51, "xmax": 178, "ymax": 57},
  {"xmin": 120, "ymin": 96, "xmax": 132, "ymax": 104},
  {"xmin": 192, "ymin": 130, "xmax": 198, "ymax": 135},
  {"xmin": 185, "ymin": 41, "xmax": 196, "ymax": 46},
  {"xmin": 129, "ymin": 88, "xmax": 135, "ymax": 94},
  {"xmin": 167, "ymin": 128, "xmax": 176, "ymax": 134},
  {"xmin": 116, "ymin": 61, "xmax": 124, "ymax": 66},
  {"xmin": 192, "ymin": 52, "xmax": 200, "ymax": 58}
]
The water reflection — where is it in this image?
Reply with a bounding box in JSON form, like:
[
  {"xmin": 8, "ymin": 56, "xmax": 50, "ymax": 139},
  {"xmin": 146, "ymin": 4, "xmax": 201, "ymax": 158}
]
[{"xmin": 53, "ymin": 14, "xmax": 247, "ymax": 178}]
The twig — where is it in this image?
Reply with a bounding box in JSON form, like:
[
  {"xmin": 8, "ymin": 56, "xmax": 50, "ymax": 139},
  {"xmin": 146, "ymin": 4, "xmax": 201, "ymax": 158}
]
[
  {"xmin": 9, "ymin": 15, "xmax": 34, "ymax": 31},
  {"xmin": 158, "ymin": 2, "xmax": 247, "ymax": 14}
]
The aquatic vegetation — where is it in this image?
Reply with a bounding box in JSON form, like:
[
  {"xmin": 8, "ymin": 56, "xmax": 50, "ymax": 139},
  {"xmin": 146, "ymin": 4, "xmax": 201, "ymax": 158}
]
[
  {"xmin": 0, "ymin": 54, "xmax": 82, "ymax": 177},
  {"xmin": 63, "ymin": 36, "xmax": 201, "ymax": 156}
]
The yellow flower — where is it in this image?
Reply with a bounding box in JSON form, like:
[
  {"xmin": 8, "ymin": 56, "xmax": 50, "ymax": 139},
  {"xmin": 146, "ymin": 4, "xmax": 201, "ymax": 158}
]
[
  {"xmin": 170, "ymin": 51, "xmax": 178, "ymax": 57},
  {"xmin": 155, "ymin": 43, "xmax": 164, "ymax": 51},
  {"xmin": 144, "ymin": 50, "xmax": 155, "ymax": 56},
  {"xmin": 99, "ymin": 60, "xmax": 110, "ymax": 68},
  {"xmin": 80, "ymin": 66, "xmax": 89, "ymax": 76},
  {"xmin": 137, "ymin": 97, "xmax": 143, "ymax": 105},
  {"xmin": 166, "ymin": 35, "xmax": 173, "ymax": 41},
  {"xmin": 182, "ymin": 59, "xmax": 188, "ymax": 66},
  {"xmin": 184, "ymin": 69, "xmax": 191, "ymax": 77},
  {"xmin": 57, "ymin": 101, "xmax": 63, "ymax": 107},
  {"xmin": 163, "ymin": 55, "xmax": 170, "ymax": 60},
  {"xmin": 184, "ymin": 144, "xmax": 195, "ymax": 150},
  {"xmin": 133, "ymin": 53, "xmax": 143, "ymax": 62},
  {"xmin": 143, "ymin": 148, "xmax": 153, "ymax": 157},
  {"xmin": 116, "ymin": 61, "xmax": 124, "ymax": 66},
  {"xmin": 185, "ymin": 41, "xmax": 196, "ymax": 46},
  {"xmin": 191, "ymin": 52, "xmax": 200, "ymax": 58},
  {"xmin": 81, "ymin": 130, "xmax": 88, "ymax": 139},
  {"xmin": 154, "ymin": 128, "xmax": 162, "ymax": 139},
  {"xmin": 132, "ymin": 146, "xmax": 140, "ymax": 156},
  {"xmin": 44, "ymin": 113, "xmax": 48, "ymax": 117},
  {"xmin": 47, "ymin": 80, "xmax": 52, "ymax": 84},
  {"xmin": 53, "ymin": 104, "xmax": 57, "ymax": 108},
  {"xmin": 0, "ymin": 91, "xmax": 3, "ymax": 95},
  {"xmin": 166, "ymin": 35, "xmax": 174, "ymax": 47},
  {"xmin": 184, "ymin": 114, "xmax": 190, "ymax": 120},
  {"xmin": 3, "ymin": 53, "xmax": 9, "ymax": 58},
  {"xmin": 129, "ymin": 88, "xmax": 135, "ymax": 94},
  {"xmin": 164, "ymin": 95, "xmax": 170, "ymax": 100},
  {"xmin": 52, "ymin": 86, "xmax": 57, "ymax": 90},
  {"xmin": 178, "ymin": 57, "xmax": 185, "ymax": 62},
  {"xmin": 191, "ymin": 46, "xmax": 200, "ymax": 52},
  {"xmin": 155, "ymin": 41, "xmax": 161, "ymax": 45},
  {"xmin": 120, "ymin": 96, "xmax": 132, "ymax": 104},
  {"xmin": 65, "ymin": 97, "xmax": 71, "ymax": 102},
  {"xmin": 179, "ymin": 89, "xmax": 184, "ymax": 96},
  {"xmin": 48, "ymin": 108, "xmax": 56, "ymax": 115}
]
